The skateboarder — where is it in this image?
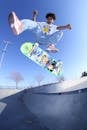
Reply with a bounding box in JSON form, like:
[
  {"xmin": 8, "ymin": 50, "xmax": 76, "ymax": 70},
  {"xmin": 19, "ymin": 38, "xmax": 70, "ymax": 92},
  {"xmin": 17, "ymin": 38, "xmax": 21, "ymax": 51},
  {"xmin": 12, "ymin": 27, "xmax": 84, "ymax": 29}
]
[{"xmin": 8, "ymin": 10, "xmax": 72, "ymax": 52}]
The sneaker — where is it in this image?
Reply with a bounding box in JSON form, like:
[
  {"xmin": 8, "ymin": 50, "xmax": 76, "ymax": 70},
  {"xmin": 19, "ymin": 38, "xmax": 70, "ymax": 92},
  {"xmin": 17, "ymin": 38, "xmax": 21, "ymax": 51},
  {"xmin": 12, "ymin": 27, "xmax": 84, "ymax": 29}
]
[
  {"xmin": 8, "ymin": 12, "xmax": 23, "ymax": 35},
  {"xmin": 46, "ymin": 44, "xmax": 59, "ymax": 53}
]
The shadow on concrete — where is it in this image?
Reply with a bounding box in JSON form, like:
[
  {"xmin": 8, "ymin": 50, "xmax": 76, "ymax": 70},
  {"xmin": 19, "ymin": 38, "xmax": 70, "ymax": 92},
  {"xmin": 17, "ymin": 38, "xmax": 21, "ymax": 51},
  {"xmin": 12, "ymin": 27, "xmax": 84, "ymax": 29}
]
[
  {"xmin": 0, "ymin": 90, "xmax": 49, "ymax": 130},
  {"xmin": 23, "ymin": 87, "xmax": 87, "ymax": 130}
]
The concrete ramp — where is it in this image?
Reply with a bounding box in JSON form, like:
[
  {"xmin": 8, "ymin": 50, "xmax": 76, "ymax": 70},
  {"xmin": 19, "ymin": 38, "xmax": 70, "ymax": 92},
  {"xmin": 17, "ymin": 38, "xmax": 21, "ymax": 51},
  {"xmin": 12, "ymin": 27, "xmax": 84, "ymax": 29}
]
[
  {"xmin": 23, "ymin": 78, "xmax": 87, "ymax": 130},
  {"xmin": 30, "ymin": 77, "xmax": 87, "ymax": 93}
]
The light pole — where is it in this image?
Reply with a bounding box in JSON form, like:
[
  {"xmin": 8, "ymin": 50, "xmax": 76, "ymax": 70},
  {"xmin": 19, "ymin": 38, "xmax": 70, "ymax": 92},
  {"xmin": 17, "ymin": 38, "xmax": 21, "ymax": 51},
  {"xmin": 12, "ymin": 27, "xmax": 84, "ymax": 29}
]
[{"xmin": 0, "ymin": 40, "xmax": 11, "ymax": 69}]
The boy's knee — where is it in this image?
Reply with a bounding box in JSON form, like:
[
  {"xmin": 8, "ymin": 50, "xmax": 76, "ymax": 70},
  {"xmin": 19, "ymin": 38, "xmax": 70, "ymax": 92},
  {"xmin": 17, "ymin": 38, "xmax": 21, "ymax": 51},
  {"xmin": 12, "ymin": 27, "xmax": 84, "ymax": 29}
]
[{"xmin": 57, "ymin": 31, "xmax": 63, "ymax": 40}]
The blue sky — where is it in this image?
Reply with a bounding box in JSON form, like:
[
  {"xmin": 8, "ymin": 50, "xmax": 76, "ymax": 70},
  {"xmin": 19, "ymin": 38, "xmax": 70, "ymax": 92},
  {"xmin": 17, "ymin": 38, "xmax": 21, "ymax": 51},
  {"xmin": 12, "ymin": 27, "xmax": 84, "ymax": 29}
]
[{"xmin": 0, "ymin": 0, "xmax": 87, "ymax": 87}]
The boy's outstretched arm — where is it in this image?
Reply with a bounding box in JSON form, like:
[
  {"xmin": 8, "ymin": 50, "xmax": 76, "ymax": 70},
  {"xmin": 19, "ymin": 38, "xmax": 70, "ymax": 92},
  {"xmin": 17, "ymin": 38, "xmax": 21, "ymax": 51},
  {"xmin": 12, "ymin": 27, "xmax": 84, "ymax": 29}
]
[
  {"xmin": 33, "ymin": 10, "xmax": 38, "ymax": 21},
  {"xmin": 57, "ymin": 24, "xmax": 72, "ymax": 30}
]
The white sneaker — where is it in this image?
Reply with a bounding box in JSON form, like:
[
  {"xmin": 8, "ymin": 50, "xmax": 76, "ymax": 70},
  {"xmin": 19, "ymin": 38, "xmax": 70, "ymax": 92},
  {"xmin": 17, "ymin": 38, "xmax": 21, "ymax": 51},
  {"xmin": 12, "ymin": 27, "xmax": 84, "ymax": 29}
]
[
  {"xmin": 46, "ymin": 44, "xmax": 59, "ymax": 53},
  {"xmin": 8, "ymin": 12, "xmax": 23, "ymax": 35}
]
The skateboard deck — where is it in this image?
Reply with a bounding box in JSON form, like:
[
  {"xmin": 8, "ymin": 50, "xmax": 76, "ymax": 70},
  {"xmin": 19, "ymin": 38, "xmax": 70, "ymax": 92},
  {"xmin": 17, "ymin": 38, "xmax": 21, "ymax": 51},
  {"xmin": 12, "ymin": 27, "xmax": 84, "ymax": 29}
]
[{"xmin": 20, "ymin": 42, "xmax": 63, "ymax": 76}]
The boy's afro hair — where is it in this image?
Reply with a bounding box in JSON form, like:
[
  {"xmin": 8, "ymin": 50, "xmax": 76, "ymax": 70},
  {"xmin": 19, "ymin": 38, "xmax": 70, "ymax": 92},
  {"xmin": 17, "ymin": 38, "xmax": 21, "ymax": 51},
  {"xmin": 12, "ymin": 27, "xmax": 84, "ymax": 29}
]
[{"xmin": 46, "ymin": 13, "xmax": 56, "ymax": 20}]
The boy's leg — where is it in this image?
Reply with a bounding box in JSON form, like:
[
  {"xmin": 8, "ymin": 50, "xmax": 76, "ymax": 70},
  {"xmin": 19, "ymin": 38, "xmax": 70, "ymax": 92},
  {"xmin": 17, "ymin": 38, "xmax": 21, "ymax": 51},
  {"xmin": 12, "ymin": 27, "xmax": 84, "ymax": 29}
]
[
  {"xmin": 8, "ymin": 12, "xmax": 23, "ymax": 35},
  {"xmin": 8, "ymin": 12, "xmax": 38, "ymax": 35},
  {"xmin": 46, "ymin": 31, "xmax": 63, "ymax": 53}
]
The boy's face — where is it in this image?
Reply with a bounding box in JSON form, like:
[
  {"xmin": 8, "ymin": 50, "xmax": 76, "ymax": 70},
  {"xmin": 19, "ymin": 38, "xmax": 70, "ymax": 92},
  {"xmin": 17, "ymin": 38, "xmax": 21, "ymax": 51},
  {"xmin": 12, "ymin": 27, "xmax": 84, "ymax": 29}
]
[{"xmin": 46, "ymin": 17, "xmax": 54, "ymax": 24}]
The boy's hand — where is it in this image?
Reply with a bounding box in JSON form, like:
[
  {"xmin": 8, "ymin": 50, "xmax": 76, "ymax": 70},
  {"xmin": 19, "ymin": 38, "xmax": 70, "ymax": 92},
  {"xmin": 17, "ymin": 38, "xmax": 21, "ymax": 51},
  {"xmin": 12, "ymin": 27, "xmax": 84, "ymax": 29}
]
[
  {"xmin": 33, "ymin": 10, "xmax": 38, "ymax": 16},
  {"xmin": 66, "ymin": 24, "xmax": 72, "ymax": 30}
]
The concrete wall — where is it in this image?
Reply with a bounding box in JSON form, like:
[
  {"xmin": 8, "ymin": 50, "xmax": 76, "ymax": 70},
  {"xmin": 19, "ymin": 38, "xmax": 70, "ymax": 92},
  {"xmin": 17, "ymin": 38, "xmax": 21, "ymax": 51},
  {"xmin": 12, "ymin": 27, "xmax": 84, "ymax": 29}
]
[{"xmin": 24, "ymin": 89, "xmax": 87, "ymax": 130}]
